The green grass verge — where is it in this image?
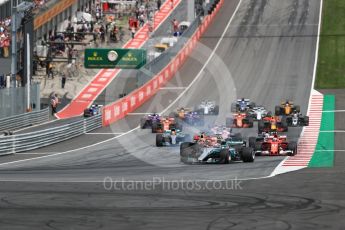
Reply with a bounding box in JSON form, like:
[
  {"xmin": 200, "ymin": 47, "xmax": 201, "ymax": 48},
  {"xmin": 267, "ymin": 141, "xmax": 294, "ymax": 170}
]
[
  {"xmin": 316, "ymin": 0, "xmax": 345, "ymax": 88},
  {"xmin": 309, "ymin": 95, "xmax": 335, "ymax": 167}
]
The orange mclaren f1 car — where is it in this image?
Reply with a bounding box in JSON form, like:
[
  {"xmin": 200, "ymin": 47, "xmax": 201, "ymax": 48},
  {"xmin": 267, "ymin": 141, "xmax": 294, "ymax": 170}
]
[{"xmin": 226, "ymin": 113, "xmax": 254, "ymax": 128}]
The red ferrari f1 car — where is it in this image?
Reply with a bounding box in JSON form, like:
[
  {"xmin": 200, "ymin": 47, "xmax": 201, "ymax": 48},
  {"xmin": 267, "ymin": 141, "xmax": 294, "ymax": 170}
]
[{"xmin": 248, "ymin": 133, "xmax": 297, "ymax": 156}]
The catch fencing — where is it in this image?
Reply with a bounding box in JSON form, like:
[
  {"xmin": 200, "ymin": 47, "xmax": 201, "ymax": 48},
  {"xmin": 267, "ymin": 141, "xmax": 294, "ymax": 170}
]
[
  {"xmin": 0, "ymin": 107, "xmax": 49, "ymax": 133},
  {"xmin": 0, "ymin": 83, "xmax": 41, "ymax": 119},
  {"xmin": 0, "ymin": 114, "xmax": 102, "ymax": 155}
]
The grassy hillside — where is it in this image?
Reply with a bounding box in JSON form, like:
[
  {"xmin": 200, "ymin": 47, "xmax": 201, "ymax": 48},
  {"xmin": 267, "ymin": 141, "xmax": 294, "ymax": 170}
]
[{"xmin": 316, "ymin": 0, "xmax": 345, "ymax": 88}]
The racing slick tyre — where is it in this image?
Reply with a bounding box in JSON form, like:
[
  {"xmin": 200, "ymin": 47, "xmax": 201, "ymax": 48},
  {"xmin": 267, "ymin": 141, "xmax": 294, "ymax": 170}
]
[
  {"xmin": 258, "ymin": 120, "xmax": 265, "ymax": 133},
  {"xmin": 231, "ymin": 103, "xmax": 237, "ymax": 112},
  {"xmin": 196, "ymin": 108, "xmax": 205, "ymax": 115},
  {"xmin": 183, "ymin": 134, "xmax": 192, "ymax": 142},
  {"xmin": 152, "ymin": 123, "xmax": 158, "ymax": 133},
  {"xmin": 286, "ymin": 116, "xmax": 293, "ymax": 126},
  {"xmin": 180, "ymin": 142, "xmax": 199, "ymax": 163},
  {"xmin": 83, "ymin": 109, "xmax": 92, "ymax": 117},
  {"xmin": 173, "ymin": 123, "xmax": 183, "ymax": 131},
  {"xmin": 254, "ymin": 142, "xmax": 262, "ymax": 156},
  {"xmin": 140, "ymin": 118, "xmax": 147, "ymax": 129},
  {"xmin": 219, "ymin": 149, "xmax": 230, "ymax": 164},
  {"xmin": 225, "ymin": 118, "xmax": 232, "ymax": 127},
  {"xmin": 303, "ymin": 116, "xmax": 309, "ymax": 126},
  {"xmin": 241, "ymin": 147, "xmax": 255, "ymax": 162},
  {"xmin": 249, "ymin": 102, "xmax": 255, "ymax": 108},
  {"xmin": 295, "ymin": 105, "xmax": 301, "ymax": 113},
  {"xmin": 233, "ymin": 132, "xmax": 242, "ymax": 139},
  {"xmin": 248, "ymin": 137, "xmax": 257, "ymax": 148},
  {"xmin": 287, "ymin": 142, "xmax": 297, "ymax": 156},
  {"xmin": 275, "ymin": 106, "xmax": 281, "ymax": 116},
  {"xmin": 213, "ymin": 105, "xmax": 219, "ymax": 115},
  {"xmin": 248, "ymin": 117, "xmax": 254, "ymax": 128},
  {"xmin": 156, "ymin": 134, "xmax": 164, "ymax": 147},
  {"xmin": 280, "ymin": 117, "xmax": 288, "ymax": 132}
]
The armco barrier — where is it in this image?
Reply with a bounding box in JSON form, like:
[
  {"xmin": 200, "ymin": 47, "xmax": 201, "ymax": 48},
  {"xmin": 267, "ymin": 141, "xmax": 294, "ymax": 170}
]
[
  {"xmin": 0, "ymin": 114, "xmax": 102, "ymax": 156},
  {"xmin": 102, "ymin": 0, "xmax": 224, "ymax": 126},
  {"xmin": 0, "ymin": 108, "xmax": 49, "ymax": 133}
]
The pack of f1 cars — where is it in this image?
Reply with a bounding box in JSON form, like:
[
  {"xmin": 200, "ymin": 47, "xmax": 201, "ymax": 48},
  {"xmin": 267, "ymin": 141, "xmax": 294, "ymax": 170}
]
[
  {"xmin": 180, "ymin": 135, "xmax": 255, "ymax": 164},
  {"xmin": 226, "ymin": 113, "xmax": 254, "ymax": 128},
  {"xmin": 248, "ymin": 133, "xmax": 297, "ymax": 156},
  {"xmin": 140, "ymin": 113, "xmax": 161, "ymax": 129},
  {"xmin": 258, "ymin": 115, "xmax": 288, "ymax": 133},
  {"xmin": 195, "ymin": 100, "xmax": 219, "ymax": 115},
  {"xmin": 83, "ymin": 104, "xmax": 103, "ymax": 117},
  {"xmin": 170, "ymin": 108, "xmax": 204, "ymax": 126},
  {"xmin": 247, "ymin": 106, "xmax": 270, "ymax": 120},
  {"xmin": 152, "ymin": 116, "xmax": 182, "ymax": 133},
  {"xmin": 156, "ymin": 129, "xmax": 191, "ymax": 147},
  {"xmin": 231, "ymin": 98, "xmax": 255, "ymax": 113},
  {"xmin": 286, "ymin": 111, "xmax": 309, "ymax": 127},
  {"xmin": 275, "ymin": 100, "xmax": 300, "ymax": 116}
]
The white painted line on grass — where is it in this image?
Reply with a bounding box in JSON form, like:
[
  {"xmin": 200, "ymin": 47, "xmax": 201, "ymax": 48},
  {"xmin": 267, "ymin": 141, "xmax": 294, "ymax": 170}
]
[
  {"xmin": 323, "ymin": 110, "xmax": 345, "ymax": 113},
  {"xmin": 320, "ymin": 130, "xmax": 345, "ymax": 133},
  {"xmin": 315, "ymin": 150, "xmax": 345, "ymax": 152}
]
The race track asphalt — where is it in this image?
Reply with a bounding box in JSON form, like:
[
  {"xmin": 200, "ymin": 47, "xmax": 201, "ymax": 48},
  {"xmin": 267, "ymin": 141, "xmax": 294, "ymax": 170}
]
[{"xmin": 0, "ymin": 1, "xmax": 340, "ymax": 229}]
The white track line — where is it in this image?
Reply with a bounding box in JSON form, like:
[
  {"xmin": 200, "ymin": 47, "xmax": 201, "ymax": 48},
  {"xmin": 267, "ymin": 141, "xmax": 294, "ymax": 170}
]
[
  {"xmin": 160, "ymin": 0, "xmax": 243, "ymax": 115},
  {"xmin": 271, "ymin": 0, "xmax": 324, "ymax": 176},
  {"xmin": 14, "ymin": 152, "xmax": 57, "ymax": 155},
  {"xmin": 0, "ymin": 0, "xmax": 243, "ymax": 168},
  {"xmin": 309, "ymin": 0, "xmax": 323, "ymax": 96}
]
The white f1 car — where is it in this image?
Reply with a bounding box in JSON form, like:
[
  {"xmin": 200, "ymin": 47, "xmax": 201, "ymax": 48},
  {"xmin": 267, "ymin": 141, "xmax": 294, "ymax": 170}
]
[
  {"xmin": 247, "ymin": 107, "xmax": 270, "ymax": 120},
  {"xmin": 195, "ymin": 100, "xmax": 219, "ymax": 115}
]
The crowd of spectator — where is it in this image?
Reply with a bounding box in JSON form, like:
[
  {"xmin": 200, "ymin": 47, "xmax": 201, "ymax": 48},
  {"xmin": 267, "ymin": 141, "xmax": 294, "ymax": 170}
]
[
  {"xmin": 0, "ymin": 17, "xmax": 11, "ymax": 58},
  {"xmin": 0, "ymin": 0, "xmax": 55, "ymax": 59}
]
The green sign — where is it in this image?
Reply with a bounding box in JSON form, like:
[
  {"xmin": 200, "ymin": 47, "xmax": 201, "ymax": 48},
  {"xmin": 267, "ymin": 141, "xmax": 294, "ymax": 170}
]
[{"xmin": 84, "ymin": 48, "xmax": 147, "ymax": 69}]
